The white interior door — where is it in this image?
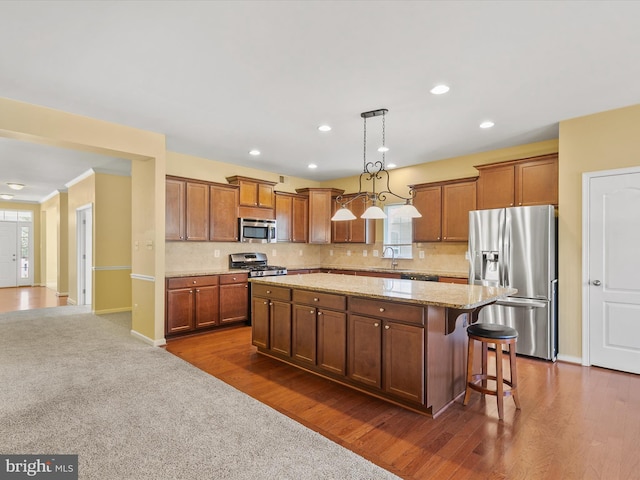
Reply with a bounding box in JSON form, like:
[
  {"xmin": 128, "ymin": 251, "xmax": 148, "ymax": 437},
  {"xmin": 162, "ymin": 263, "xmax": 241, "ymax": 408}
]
[
  {"xmin": 587, "ymin": 170, "xmax": 640, "ymax": 374},
  {"xmin": 0, "ymin": 222, "xmax": 17, "ymax": 288},
  {"xmin": 77, "ymin": 205, "xmax": 93, "ymax": 305}
]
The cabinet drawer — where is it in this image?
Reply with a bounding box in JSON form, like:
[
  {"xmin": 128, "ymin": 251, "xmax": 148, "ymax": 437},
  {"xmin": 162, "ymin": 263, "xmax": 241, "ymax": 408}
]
[
  {"xmin": 349, "ymin": 297, "xmax": 424, "ymax": 325},
  {"xmin": 252, "ymin": 284, "xmax": 291, "ymax": 301},
  {"xmin": 167, "ymin": 275, "xmax": 219, "ymax": 289},
  {"xmin": 293, "ymin": 289, "xmax": 346, "ymax": 310},
  {"xmin": 220, "ymin": 272, "xmax": 249, "ymax": 285}
]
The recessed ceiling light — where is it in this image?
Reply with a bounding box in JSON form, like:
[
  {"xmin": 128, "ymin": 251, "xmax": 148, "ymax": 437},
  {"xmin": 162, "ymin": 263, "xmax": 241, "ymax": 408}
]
[
  {"xmin": 479, "ymin": 121, "xmax": 495, "ymax": 129},
  {"xmin": 318, "ymin": 125, "xmax": 332, "ymax": 132},
  {"xmin": 386, "ymin": 163, "xmax": 397, "ymax": 169},
  {"xmin": 430, "ymin": 84, "xmax": 450, "ymax": 95},
  {"xmin": 249, "ymin": 149, "xmax": 261, "ymax": 156},
  {"xmin": 0, "ymin": 193, "xmax": 14, "ymax": 200},
  {"xmin": 377, "ymin": 146, "xmax": 389, "ymax": 153},
  {"xmin": 308, "ymin": 164, "xmax": 318, "ymax": 169},
  {"xmin": 6, "ymin": 183, "xmax": 24, "ymax": 190}
]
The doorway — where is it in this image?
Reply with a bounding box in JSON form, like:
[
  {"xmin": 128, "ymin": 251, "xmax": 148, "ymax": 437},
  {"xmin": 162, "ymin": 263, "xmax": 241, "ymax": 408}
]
[
  {"xmin": 77, "ymin": 204, "xmax": 93, "ymax": 306},
  {"xmin": 0, "ymin": 210, "xmax": 34, "ymax": 288},
  {"xmin": 583, "ymin": 166, "xmax": 640, "ymax": 374}
]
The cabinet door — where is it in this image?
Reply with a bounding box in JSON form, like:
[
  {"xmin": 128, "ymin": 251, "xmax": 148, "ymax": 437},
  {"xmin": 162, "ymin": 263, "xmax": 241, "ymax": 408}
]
[
  {"xmin": 238, "ymin": 179, "xmax": 258, "ymax": 206},
  {"xmin": 516, "ymin": 156, "xmax": 558, "ymax": 206},
  {"xmin": 308, "ymin": 190, "xmax": 332, "ymax": 244},
  {"xmin": 275, "ymin": 194, "xmax": 292, "ymax": 242},
  {"xmin": 165, "ymin": 178, "xmax": 185, "ymax": 241},
  {"xmin": 349, "ymin": 196, "xmax": 371, "ymax": 243},
  {"xmin": 348, "ymin": 314, "xmax": 382, "ymax": 388},
  {"xmin": 477, "ymin": 164, "xmax": 515, "ymax": 209},
  {"xmin": 383, "ymin": 321, "xmax": 425, "ymax": 404},
  {"xmin": 258, "ymin": 183, "xmax": 274, "ymax": 208},
  {"xmin": 413, "ymin": 186, "xmax": 442, "ymax": 242},
  {"xmin": 442, "ymin": 181, "xmax": 476, "ymax": 242},
  {"xmin": 166, "ymin": 288, "xmax": 194, "ymax": 334},
  {"xmin": 291, "ymin": 196, "xmax": 308, "ymax": 243},
  {"xmin": 251, "ymin": 296, "xmax": 270, "ymax": 348},
  {"xmin": 185, "ymin": 182, "xmax": 209, "ymax": 241},
  {"xmin": 270, "ymin": 300, "xmax": 292, "ymax": 356},
  {"xmin": 194, "ymin": 285, "xmax": 219, "ymax": 328},
  {"xmin": 220, "ymin": 283, "xmax": 249, "ymax": 324},
  {"xmin": 331, "ymin": 198, "xmax": 350, "ymax": 243},
  {"xmin": 292, "ymin": 304, "xmax": 317, "ymax": 365},
  {"xmin": 317, "ymin": 309, "xmax": 346, "ymax": 376},
  {"xmin": 210, "ymin": 185, "xmax": 239, "ymax": 242}
]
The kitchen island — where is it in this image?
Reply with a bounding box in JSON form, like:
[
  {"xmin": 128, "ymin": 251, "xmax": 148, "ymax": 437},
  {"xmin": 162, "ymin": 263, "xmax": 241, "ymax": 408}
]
[{"xmin": 250, "ymin": 273, "xmax": 515, "ymax": 416}]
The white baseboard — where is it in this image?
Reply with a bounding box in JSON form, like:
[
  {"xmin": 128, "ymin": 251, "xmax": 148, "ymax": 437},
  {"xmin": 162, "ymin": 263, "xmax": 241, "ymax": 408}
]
[
  {"xmin": 66, "ymin": 298, "xmax": 77, "ymax": 305},
  {"xmin": 557, "ymin": 353, "xmax": 582, "ymax": 365},
  {"xmin": 56, "ymin": 291, "xmax": 69, "ymax": 297},
  {"xmin": 130, "ymin": 329, "xmax": 166, "ymax": 347}
]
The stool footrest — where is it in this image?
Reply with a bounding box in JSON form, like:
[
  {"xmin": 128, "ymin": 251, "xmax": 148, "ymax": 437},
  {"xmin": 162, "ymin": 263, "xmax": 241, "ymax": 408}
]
[{"xmin": 467, "ymin": 374, "xmax": 516, "ymax": 397}]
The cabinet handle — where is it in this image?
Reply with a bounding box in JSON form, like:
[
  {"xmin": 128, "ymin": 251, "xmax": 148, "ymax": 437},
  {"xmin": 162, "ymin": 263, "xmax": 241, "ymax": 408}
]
[
  {"xmin": 189, "ymin": 290, "xmax": 193, "ymax": 294},
  {"xmin": 384, "ymin": 325, "xmax": 390, "ymax": 330},
  {"xmin": 192, "ymin": 280, "xmax": 197, "ymax": 284},
  {"xmin": 263, "ymin": 301, "xmax": 268, "ymax": 305},
  {"xmin": 245, "ymin": 285, "xmax": 248, "ymax": 288},
  {"xmin": 313, "ymin": 297, "xmax": 319, "ymax": 302},
  {"xmin": 379, "ymin": 307, "xmax": 385, "ymax": 313},
  {"xmin": 309, "ymin": 310, "xmax": 314, "ymax": 314},
  {"xmin": 266, "ymin": 290, "xmax": 271, "ymax": 294},
  {"xmin": 196, "ymin": 289, "xmax": 200, "ymax": 293},
  {"xmin": 374, "ymin": 322, "xmax": 379, "ymax": 327},
  {"xmin": 269, "ymin": 302, "xmax": 273, "ymax": 306},
  {"xmin": 317, "ymin": 311, "xmax": 323, "ymax": 315},
  {"xmin": 232, "ymin": 276, "xmax": 237, "ymax": 281}
]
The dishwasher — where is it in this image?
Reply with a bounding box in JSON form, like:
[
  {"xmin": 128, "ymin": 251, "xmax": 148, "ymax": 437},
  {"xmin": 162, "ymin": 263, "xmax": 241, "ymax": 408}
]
[{"xmin": 400, "ymin": 273, "xmax": 439, "ymax": 282}]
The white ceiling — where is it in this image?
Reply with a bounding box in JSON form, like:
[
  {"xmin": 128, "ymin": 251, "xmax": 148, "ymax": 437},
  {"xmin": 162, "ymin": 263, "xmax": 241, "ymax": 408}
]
[{"xmin": 2, "ymin": 1, "xmax": 640, "ymax": 202}]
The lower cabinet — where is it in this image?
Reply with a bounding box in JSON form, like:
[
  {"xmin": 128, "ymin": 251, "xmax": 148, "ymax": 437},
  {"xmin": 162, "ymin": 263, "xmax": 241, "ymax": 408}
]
[
  {"xmin": 251, "ymin": 283, "xmax": 292, "ymax": 354},
  {"xmin": 166, "ymin": 273, "xmax": 248, "ymax": 337}
]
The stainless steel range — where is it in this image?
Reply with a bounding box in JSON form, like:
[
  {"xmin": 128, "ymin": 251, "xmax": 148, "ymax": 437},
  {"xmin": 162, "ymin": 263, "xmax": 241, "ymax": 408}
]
[{"xmin": 229, "ymin": 252, "xmax": 287, "ymax": 277}]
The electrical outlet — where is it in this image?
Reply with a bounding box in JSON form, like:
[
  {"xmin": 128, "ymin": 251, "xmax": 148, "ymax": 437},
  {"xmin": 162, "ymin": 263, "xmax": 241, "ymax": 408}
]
[
  {"xmin": 362, "ymin": 250, "xmax": 368, "ymax": 257},
  {"xmin": 214, "ymin": 249, "xmax": 220, "ymax": 258},
  {"xmin": 373, "ymin": 250, "xmax": 379, "ymax": 257},
  {"xmin": 347, "ymin": 250, "xmax": 351, "ymax": 256},
  {"xmin": 419, "ymin": 250, "xmax": 425, "ymax": 259}
]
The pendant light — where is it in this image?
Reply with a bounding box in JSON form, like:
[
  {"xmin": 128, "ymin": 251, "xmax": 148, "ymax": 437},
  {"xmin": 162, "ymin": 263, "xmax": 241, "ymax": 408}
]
[{"xmin": 331, "ymin": 108, "xmax": 421, "ymax": 221}]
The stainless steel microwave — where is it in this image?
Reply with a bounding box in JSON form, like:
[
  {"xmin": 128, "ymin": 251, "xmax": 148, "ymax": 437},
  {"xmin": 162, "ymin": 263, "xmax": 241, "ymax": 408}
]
[{"xmin": 239, "ymin": 218, "xmax": 277, "ymax": 243}]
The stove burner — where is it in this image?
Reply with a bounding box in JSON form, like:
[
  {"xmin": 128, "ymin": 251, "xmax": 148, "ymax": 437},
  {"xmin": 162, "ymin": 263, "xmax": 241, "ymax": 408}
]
[{"xmin": 229, "ymin": 252, "xmax": 288, "ymax": 277}]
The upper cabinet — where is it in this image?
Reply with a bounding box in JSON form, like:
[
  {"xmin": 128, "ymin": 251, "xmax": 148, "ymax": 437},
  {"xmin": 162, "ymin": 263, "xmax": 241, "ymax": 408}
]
[
  {"xmin": 411, "ymin": 177, "xmax": 477, "ymax": 243},
  {"xmin": 296, "ymin": 188, "xmax": 344, "ymax": 244},
  {"xmin": 226, "ymin": 175, "xmax": 277, "ymax": 219},
  {"xmin": 166, "ymin": 176, "xmax": 238, "ymax": 242},
  {"xmin": 275, "ymin": 192, "xmax": 308, "ymax": 243},
  {"xmin": 476, "ymin": 153, "xmax": 558, "ymax": 209},
  {"xmin": 331, "ymin": 194, "xmax": 375, "ymax": 244}
]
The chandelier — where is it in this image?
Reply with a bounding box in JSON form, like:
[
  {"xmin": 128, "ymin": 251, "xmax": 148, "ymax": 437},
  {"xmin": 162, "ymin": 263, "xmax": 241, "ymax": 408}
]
[{"xmin": 331, "ymin": 108, "xmax": 422, "ymax": 221}]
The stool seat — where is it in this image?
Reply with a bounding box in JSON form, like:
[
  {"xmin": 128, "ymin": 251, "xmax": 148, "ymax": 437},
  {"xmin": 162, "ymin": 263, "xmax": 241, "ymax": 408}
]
[
  {"xmin": 467, "ymin": 323, "xmax": 518, "ymax": 340},
  {"xmin": 463, "ymin": 322, "xmax": 520, "ymax": 420}
]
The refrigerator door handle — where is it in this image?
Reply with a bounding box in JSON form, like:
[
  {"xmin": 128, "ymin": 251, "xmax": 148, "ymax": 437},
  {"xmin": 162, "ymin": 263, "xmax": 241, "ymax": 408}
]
[
  {"xmin": 498, "ymin": 208, "xmax": 506, "ymax": 286},
  {"xmin": 503, "ymin": 211, "xmax": 511, "ymax": 287}
]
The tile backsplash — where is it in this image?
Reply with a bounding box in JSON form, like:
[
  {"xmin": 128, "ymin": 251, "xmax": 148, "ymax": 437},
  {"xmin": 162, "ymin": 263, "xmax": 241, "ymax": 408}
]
[{"xmin": 165, "ymin": 241, "xmax": 468, "ymax": 276}]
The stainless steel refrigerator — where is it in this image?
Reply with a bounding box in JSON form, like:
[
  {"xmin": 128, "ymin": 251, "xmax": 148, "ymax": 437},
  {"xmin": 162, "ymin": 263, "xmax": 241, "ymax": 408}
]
[{"xmin": 468, "ymin": 205, "xmax": 558, "ymax": 361}]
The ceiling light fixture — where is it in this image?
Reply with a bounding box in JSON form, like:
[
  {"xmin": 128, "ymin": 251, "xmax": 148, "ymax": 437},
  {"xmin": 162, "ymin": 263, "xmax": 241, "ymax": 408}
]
[
  {"xmin": 249, "ymin": 149, "xmax": 261, "ymax": 156},
  {"xmin": 331, "ymin": 108, "xmax": 422, "ymax": 221},
  {"xmin": 430, "ymin": 84, "xmax": 450, "ymax": 95},
  {"xmin": 308, "ymin": 163, "xmax": 318, "ymax": 169},
  {"xmin": 479, "ymin": 121, "xmax": 495, "ymax": 129},
  {"xmin": 0, "ymin": 193, "xmax": 14, "ymax": 200},
  {"xmin": 318, "ymin": 125, "xmax": 332, "ymax": 132},
  {"xmin": 6, "ymin": 183, "xmax": 25, "ymax": 190}
]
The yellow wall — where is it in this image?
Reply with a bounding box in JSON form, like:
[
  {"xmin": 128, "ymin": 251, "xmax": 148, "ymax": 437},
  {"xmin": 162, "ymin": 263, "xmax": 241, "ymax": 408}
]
[
  {"xmin": 67, "ymin": 174, "xmax": 95, "ymax": 305},
  {"xmin": 41, "ymin": 196, "xmax": 59, "ymax": 291},
  {"xmin": 1, "ymin": 97, "xmax": 165, "ymax": 344},
  {"xmin": 558, "ymin": 104, "xmax": 640, "ymax": 359}
]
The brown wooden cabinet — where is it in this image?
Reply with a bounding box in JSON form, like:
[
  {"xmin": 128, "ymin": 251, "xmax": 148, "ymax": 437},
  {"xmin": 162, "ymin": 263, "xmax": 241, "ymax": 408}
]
[
  {"xmin": 166, "ymin": 177, "xmax": 186, "ymax": 241},
  {"xmin": 251, "ymin": 284, "xmax": 292, "ymax": 354},
  {"xmin": 226, "ymin": 175, "xmax": 277, "ymax": 219},
  {"xmin": 209, "ymin": 183, "xmax": 239, "ymax": 242},
  {"xmin": 185, "ymin": 182, "xmax": 210, "ymax": 241},
  {"xmin": 317, "ymin": 309, "xmax": 347, "ymax": 376},
  {"xmin": 275, "ymin": 192, "xmax": 308, "ymax": 243},
  {"xmin": 348, "ymin": 314, "xmax": 382, "ymax": 388},
  {"xmin": 331, "ymin": 194, "xmax": 374, "ymax": 244},
  {"xmin": 219, "ymin": 273, "xmax": 249, "ymax": 324},
  {"xmin": 166, "ymin": 177, "xmax": 209, "ymax": 241},
  {"xmin": 292, "ymin": 304, "xmax": 317, "ymax": 365},
  {"xmin": 412, "ymin": 177, "xmax": 477, "ymax": 243},
  {"xmin": 165, "ymin": 276, "xmax": 220, "ymax": 335},
  {"xmin": 296, "ymin": 188, "xmax": 344, "ymax": 244},
  {"xmin": 476, "ymin": 153, "xmax": 558, "ymax": 209}
]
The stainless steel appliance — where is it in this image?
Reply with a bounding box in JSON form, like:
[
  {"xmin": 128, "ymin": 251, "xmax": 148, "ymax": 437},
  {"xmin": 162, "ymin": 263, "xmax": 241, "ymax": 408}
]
[
  {"xmin": 468, "ymin": 205, "xmax": 558, "ymax": 361},
  {"xmin": 229, "ymin": 252, "xmax": 287, "ymax": 277},
  {"xmin": 239, "ymin": 218, "xmax": 277, "ymax": 243}
]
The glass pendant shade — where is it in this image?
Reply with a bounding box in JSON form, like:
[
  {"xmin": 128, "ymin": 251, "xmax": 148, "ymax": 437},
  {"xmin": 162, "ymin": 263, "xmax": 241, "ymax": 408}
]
[
  {"xmin": 395, "ymin": 203, "xmax": 422, "ymax": 218},
  {"xmin": 331, "ymin": 207, "xmax": 357, "ymax": 221},
  {"xmin": 361, "ymin": 205, "xmax": 387, "ymax": 219}
]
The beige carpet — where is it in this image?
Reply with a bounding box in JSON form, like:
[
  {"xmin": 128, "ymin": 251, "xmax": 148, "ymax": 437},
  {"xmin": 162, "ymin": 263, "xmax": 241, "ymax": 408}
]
[{"xmin": 0, "ymin": 307, "xmax": 400, "ymax": 479}]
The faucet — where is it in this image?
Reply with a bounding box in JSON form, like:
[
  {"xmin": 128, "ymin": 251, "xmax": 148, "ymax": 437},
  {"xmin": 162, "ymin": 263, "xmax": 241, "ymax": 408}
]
[{"xmin": 382, "ymin": 246, "xmax": 398, "ymax": 270}]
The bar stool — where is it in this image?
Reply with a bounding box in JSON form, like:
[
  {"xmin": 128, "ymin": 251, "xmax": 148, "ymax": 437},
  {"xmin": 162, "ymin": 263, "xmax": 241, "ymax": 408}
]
[{"xmin": 463, "ymin": 323, "xmax": 521, "ymax": 420}]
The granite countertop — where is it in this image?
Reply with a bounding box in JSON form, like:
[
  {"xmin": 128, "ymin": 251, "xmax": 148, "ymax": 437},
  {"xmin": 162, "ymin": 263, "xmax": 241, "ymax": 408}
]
[
  {"xmin": 250, "ymin": 273, "xmax": 515, "ymax": 310},
  {"xmin": 287, "ymin": 265, "xmax": 469, "ymax": 279}
]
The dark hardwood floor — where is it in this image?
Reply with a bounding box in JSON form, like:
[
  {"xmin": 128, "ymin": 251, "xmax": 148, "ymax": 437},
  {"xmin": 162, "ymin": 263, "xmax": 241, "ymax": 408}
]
[{"xmin": 166, "ymin": 325, "xmax": 640, "ymax": 480}]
